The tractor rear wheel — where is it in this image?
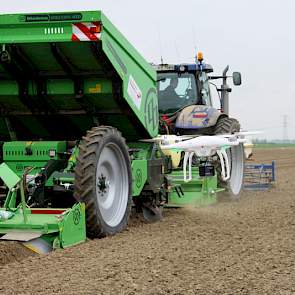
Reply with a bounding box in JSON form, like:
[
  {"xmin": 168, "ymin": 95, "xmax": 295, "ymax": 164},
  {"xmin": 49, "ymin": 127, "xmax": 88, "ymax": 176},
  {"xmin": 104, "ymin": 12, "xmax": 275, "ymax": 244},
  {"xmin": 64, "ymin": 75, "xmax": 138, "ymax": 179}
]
[
  {"xmin": 74, "ymin": 126, "xmax": 132, "ymax": 238},
  {"xmin": 214, "ymin": 117, "xmax": 244, "ymax": 198}
]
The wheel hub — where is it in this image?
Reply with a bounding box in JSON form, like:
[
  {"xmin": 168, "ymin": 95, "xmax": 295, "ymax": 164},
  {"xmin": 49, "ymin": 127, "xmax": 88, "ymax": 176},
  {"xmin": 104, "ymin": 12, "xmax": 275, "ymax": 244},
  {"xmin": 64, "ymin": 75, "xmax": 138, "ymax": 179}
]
[
  {"xmin": 97, "ymin": 174, "xmax": 110, "ymax": 195},
  {"xmin": 95, "ymin": 143, "xmax": 129, "ymax": 227}
]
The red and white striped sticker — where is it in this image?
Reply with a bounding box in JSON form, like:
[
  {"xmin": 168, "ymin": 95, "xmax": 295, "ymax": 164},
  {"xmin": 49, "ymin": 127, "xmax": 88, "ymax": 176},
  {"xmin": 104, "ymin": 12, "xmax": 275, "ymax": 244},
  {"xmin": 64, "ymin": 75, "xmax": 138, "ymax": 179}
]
[
  {"xmin": 71, "ymin": 22, "xmax": 101, "ymax": 42},
  {"xmin": 193, "ymin": 113, "xmax": 208, "ymax": 118}
]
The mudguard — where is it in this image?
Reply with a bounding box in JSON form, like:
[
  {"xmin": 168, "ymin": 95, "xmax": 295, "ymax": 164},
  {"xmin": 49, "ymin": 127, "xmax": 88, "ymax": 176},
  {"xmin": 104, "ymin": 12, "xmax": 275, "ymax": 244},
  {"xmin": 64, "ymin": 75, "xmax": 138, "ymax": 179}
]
[{"xmin": 175, "ymin": 105, "xmax": 225, "ymax": 129}]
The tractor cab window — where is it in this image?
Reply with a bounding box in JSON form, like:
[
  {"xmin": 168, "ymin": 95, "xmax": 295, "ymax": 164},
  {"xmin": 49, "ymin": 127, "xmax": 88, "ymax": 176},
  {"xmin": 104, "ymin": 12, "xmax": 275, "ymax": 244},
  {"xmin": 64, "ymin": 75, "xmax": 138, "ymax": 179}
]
[
  {"xmin": 157, "ymin": 73, "xmax": 199, "ymax": 113},
  {"xmin": 198, "ymin": 72, "xmax": 212, "ymax": 106}
]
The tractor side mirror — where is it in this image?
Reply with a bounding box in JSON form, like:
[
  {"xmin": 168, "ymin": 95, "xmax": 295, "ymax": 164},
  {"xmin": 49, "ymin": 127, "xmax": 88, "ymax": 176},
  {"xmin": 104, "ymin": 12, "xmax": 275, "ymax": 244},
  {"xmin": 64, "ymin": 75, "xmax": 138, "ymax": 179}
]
[{"xmin": 232, "ymin": 72, "xmax": 242, "ymax": 86}]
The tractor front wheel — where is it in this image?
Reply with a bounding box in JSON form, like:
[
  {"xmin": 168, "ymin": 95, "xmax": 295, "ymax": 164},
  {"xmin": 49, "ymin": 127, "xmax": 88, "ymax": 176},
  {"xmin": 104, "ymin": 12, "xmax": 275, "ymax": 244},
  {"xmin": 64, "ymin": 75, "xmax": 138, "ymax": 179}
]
[
  {"xmin": 214, "ymin": 117, "xmax": 244, "ymax": 198},
  {"xmin": 74, "ymin": 126, "xmax": 132, "ymax": 238},
  {"xmin": 214, "ymin": 117, "xmax": 240, "ymax": 135}
]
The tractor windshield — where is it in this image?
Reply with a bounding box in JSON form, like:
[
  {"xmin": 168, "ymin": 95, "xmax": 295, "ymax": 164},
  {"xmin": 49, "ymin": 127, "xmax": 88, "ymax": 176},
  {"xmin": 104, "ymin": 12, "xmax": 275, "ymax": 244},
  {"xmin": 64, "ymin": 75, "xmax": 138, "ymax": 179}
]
[{"xmin": 157, "ymin": 73, "xmax": 199, "ymax": 113}]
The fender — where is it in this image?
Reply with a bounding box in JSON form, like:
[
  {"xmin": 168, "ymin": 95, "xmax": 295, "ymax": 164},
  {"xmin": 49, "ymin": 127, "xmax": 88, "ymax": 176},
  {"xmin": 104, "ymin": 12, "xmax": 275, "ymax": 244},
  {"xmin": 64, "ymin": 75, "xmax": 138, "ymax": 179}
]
[{"xmin": 175, "ymin": 105, "xmax": 227, "ymax": 129}]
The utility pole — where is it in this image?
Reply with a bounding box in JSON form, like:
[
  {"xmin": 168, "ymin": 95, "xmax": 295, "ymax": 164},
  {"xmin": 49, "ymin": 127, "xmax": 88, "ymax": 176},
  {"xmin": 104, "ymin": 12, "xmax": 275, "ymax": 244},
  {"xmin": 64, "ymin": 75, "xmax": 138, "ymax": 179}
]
[{"xmin": 283, "ymin": 115, "xmax": 288, "ymax": 142}]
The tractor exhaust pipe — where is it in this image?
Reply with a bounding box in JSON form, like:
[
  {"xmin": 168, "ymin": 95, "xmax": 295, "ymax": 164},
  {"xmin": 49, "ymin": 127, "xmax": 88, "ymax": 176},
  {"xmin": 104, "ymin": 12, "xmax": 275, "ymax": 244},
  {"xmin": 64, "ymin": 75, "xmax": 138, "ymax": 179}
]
[{"xmin": 221, "ymin": 65, "xmax": 231, "ymax": 116}]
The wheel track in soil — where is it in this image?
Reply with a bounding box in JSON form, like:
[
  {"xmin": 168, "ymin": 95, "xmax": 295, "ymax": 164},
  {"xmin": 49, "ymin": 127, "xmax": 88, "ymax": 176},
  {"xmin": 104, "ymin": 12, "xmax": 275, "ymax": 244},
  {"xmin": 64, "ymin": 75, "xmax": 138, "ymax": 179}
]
[{"xmin": 0, "ymin": 148, "xmax": 295, "ymax": 294}]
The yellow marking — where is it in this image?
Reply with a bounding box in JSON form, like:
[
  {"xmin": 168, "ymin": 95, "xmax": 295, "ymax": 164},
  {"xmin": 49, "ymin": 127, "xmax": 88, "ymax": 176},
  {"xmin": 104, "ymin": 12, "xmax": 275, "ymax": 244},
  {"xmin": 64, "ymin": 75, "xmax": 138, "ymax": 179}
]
[
  {"xmin": 88, "ymin": 84, "xmax": 102, "ymax": 94},
  {"xmin": 23, "ymin": 243, "xmax": 42, "ymax": 254}
]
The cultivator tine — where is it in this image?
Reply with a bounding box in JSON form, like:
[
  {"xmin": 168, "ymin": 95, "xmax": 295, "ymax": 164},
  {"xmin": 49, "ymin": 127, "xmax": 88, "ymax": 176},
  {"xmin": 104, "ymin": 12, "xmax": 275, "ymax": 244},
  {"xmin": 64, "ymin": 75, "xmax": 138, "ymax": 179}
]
[{"xmin": 142, "ymin": 205, "xmax": 163, "ymax": 223}]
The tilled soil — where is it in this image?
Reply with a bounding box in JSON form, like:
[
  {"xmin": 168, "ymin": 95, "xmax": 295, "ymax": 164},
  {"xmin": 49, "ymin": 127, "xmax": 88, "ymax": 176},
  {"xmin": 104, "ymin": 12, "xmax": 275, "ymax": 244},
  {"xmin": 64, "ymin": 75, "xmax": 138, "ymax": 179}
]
[
  {"xmin": 0, "ymin": 148, "xmax": 295, "ymax": 294},
  {"xmin": 0, "ymin": 241, "xmax": 35, "ymax": 265}
]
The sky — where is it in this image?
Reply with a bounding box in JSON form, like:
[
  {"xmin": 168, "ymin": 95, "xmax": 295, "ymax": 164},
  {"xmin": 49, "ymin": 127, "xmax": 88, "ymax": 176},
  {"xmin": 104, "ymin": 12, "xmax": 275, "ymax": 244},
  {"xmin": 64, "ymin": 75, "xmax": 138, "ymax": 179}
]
[{"xmin": 1, "ymin": 0, "xmax": 295, "ymax": 140}]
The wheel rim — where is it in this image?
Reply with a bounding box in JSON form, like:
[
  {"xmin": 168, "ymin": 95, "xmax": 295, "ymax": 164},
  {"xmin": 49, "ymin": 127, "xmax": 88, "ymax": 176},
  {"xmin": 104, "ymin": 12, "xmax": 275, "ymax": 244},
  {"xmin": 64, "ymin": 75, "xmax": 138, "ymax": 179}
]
[
  {"xmin": 228, "ymin": 143, "xmax": 244, "ymax": 196},
  {"xmin": 95, "ymin": 143, "xmax": 129, "ymax": 227}
]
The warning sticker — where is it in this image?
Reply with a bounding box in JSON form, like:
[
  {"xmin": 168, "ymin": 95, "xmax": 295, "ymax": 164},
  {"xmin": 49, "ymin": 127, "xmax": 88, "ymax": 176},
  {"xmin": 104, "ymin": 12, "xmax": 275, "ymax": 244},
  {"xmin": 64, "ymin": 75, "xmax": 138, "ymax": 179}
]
[
  {"xmin": 72, "ymin": 22, "xmax": 101, "ymax": 42},
  {"xmin": 127, "ymin": 75, "xmax": 142, "ymax": 110}
]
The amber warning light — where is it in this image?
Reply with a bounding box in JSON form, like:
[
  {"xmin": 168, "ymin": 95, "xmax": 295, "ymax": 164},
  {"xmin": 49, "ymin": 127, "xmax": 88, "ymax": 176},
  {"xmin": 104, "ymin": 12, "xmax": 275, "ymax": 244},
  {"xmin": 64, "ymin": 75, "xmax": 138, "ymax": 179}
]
[{"xmin": 197, "ymin": 52, "xmax": 204, "ymax": 62}]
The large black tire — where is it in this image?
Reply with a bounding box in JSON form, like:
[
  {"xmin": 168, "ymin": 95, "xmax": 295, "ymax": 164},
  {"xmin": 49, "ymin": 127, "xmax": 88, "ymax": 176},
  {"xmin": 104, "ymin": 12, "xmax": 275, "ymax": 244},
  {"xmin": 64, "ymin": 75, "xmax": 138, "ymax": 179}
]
[
  {"xmin": 214, "ymin": 117, "xmax": 244, "ymax": 199},
  {"xmin": 74, "ymin": 126, "xmax": 132, "ymax": 238},
  {"xmin": 215, "ymin": 117, "xmax": 240, "ymax": 135}
]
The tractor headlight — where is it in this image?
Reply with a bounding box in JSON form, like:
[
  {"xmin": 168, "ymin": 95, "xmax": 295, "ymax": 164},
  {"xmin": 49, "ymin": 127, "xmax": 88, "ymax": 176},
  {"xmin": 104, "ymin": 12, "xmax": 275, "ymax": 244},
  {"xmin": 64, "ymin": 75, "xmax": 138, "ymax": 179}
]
[{"xmin": 179, "ymin": 65, "xmax": 186, "ymax": 72}]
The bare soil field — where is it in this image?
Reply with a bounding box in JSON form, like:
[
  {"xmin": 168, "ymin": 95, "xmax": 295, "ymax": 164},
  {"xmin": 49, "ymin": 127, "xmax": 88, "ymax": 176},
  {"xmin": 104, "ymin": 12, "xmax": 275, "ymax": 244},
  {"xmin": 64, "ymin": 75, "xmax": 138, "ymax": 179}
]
[{"xmin": 0, "ymin": 148, "xmax": 295, "ymax": 294}]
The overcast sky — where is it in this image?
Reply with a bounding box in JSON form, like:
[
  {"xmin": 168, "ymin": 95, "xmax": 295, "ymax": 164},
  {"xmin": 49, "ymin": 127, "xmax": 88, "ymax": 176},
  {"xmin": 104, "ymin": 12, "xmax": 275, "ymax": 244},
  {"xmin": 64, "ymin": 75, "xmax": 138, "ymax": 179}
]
[{"xmin": 1, "ymin": 0, "xmax": 294, "ymax": 140}]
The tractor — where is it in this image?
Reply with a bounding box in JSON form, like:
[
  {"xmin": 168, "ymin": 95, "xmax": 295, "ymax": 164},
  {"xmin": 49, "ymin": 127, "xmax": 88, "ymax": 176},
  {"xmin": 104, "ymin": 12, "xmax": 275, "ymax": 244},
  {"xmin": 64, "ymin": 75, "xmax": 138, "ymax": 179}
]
[{"xmin": 154, "ymin": 54, "xmax": 243, "ymax": 195}]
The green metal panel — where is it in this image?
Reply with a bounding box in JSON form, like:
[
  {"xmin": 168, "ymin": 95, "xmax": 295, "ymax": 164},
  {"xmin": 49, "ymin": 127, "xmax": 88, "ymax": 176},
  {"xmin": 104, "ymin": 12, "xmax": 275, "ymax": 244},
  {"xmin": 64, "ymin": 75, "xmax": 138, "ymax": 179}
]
[
  {"xmin": 3, "ymin": 141, "xmax": 66, "ymax": 162},
  {"xmin": 131, "ymin": 159, "xmax": 148, "ymax": 196},
  {"xmin": 0, "ymin": 11, "xmax": 158, "ymax": 140},
  {"xmin": 0, "ymin": 203, "xmax": 86, "ymax": 249},
  {"xmin": 0, "ymin": 80, "xmax": 18, "ymax": 95},
  {"xmin": 0, "ymin": 163, "xmax": 20, "ymax": 190},
  {"xmin": 0, "ymin": 11, "xmax": 99, "ymax": 43},
  {"xmin": 129, "ymin": 142, "xmax": 151, "ymax": 196},
  {"xmin": 0, "ymin": 209, "xmax": 60, "ymax": 233},
  {"xmin": 166, "ymin": 170, "xmax": 219, "ymax": 207},
  {"xmin": 100, "ymin": 12, "xmax": 158, "ymax": 138},
  {"xmin": 3, "ymin": 141, "xmax": 67, "ymax": 186},
  {"xmin": 59, "ymin": 203, "xmax": 86, "ymax": 248}
]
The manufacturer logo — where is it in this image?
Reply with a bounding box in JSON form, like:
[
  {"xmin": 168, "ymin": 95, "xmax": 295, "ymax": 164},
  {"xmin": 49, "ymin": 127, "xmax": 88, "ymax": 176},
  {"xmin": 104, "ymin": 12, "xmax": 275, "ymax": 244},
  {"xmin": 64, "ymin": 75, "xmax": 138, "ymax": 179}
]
[
  {"xmin": 144, "ymin": 88, "xmax": 158, "ymax": 135},
  {"xmin": 135, "ymin": 169, "xmax": 143, "ymax": 188},
  {"xmin": 73, "ymin": 208, "xmax": 81, "ymax": 225}
]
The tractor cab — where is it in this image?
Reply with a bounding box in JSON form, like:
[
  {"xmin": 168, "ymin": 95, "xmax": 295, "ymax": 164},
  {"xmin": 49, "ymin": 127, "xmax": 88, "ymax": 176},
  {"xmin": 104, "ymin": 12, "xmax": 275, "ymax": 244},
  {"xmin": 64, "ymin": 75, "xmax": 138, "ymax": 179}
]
[
  {"xmin": 155, "ymin": 62, "xmax": 213, "ymax": 114},
  {"xmin": 154, "ymin": 53, "xmax": 242, "ymax": 135}
]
